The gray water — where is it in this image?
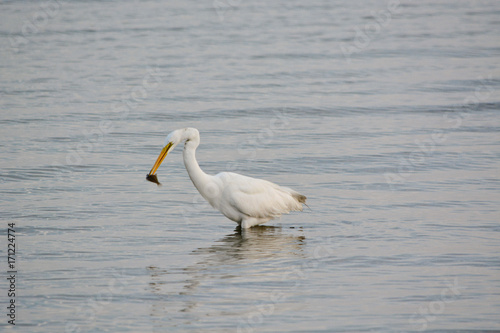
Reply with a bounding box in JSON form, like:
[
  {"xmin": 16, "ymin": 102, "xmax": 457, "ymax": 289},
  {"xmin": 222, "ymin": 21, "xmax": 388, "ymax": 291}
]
[{"xmin": 1, "ymin": 0, "xmax": 500, "ymax": 332}]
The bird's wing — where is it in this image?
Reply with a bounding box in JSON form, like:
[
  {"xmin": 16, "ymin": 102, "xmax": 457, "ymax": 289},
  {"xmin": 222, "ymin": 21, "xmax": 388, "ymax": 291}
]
[{"xmin": 219, "ymin": 172, "xmax": 304, "ymax": 219}]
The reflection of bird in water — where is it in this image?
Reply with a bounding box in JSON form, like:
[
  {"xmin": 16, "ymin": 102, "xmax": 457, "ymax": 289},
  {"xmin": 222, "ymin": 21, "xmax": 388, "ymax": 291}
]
[
  {"xmin": 147, "ymin": 226, "xmax": 305, "ymax": 326},
  {"xmin": 192, "ymin": 226, "xmax": 305, "ymax": 263},
  {"xmin": 146, "ymin": 128, "xmax": 307, "ymax": 228}
]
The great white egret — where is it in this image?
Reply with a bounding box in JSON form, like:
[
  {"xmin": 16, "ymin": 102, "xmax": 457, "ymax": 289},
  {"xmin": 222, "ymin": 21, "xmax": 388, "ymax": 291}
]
[{"xmin": 146, "ymin": 128, "xmax": 307, "ymax": 228}]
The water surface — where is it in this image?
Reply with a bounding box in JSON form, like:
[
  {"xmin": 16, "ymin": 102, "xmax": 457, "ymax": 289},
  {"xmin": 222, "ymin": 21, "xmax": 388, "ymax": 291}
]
[{"xmin": 1, "ymin": 0, "xmax": 499, "ymax": 332}]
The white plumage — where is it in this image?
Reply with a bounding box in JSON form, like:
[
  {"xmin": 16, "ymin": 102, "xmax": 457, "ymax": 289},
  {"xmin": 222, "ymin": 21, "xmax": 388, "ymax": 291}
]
[{"xmin": 147, "ymin": 128, "xmax": 306, "ymax": 228}]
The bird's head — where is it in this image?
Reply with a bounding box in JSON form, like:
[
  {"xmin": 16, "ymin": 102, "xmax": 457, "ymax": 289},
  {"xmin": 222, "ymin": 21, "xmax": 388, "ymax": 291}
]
[{"xmin": 146, "ymin": 128, "xmax": 199, "ymax": 185}]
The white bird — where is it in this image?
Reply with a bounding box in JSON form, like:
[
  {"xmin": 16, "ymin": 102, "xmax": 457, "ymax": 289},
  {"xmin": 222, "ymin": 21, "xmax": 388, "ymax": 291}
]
[{"xmin": 146, "ymin": 128, "xmax": 307, "ymax": 228}]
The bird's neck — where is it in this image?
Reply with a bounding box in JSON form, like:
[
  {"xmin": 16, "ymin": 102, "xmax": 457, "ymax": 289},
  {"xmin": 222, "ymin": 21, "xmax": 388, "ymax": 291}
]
[{"xmin": 183, "ymin": 141, "xmax": 213, "ymax": 198}]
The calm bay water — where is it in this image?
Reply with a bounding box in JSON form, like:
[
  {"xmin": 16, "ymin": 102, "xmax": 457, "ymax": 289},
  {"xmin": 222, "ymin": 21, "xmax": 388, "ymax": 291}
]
[{"xmin": 1, "ymin": 0, "xmax": 500, "ymax": 332}]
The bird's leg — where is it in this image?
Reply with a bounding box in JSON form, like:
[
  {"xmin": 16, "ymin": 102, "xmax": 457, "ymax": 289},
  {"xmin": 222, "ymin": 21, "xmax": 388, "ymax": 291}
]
[
  {"xmin": 241, "ymin": 217, "xmax": 266, "ymax": 229},
  {"xmin": 241, "ymin": 219, "xmax": 252, "ymax": 229}
]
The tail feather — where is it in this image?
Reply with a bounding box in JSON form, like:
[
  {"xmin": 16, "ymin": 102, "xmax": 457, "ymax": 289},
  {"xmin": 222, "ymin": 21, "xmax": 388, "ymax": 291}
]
[
  {"xmin": 290, "ymin": 191, "xmax": 307, "ymax": 211},
  {"xmin": 294, "ymin": 193, "xmax": 307, "ymax": 204},
  {"xmin": 275, "ymin": 185, "xmax": 307, "ymax": 213}
]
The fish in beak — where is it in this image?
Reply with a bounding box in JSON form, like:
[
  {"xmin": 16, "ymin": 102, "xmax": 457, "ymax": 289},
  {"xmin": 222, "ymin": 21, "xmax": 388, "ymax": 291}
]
[{"xmin": 146, "ymin": 142, "xmax": 174, "ymax": 186}]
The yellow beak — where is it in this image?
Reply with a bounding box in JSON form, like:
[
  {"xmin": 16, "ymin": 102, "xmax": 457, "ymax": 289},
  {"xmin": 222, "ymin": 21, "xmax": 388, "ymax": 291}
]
[{"xmin": 148, "ymin": 142, "xmax": 173, "ymax": 176}]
